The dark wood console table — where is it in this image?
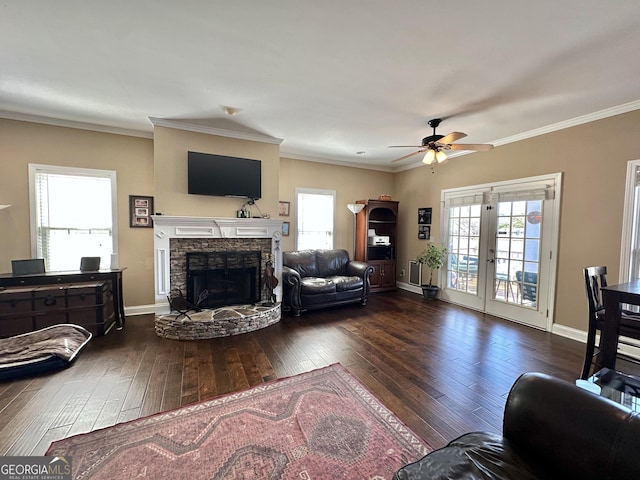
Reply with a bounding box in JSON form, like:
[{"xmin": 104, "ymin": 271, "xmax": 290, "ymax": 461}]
[{"xmin": 0, "ymin": 268, "xmax": 126, "ymax": 330}]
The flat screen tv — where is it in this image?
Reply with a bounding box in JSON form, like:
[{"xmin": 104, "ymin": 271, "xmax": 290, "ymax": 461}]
[{"xmin": 187, "ymin": 151, "xmax": 262, "ymax": 199}]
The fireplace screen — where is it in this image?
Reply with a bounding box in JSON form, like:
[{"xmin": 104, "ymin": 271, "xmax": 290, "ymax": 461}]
[{"xmin": 186, "ymin": 251, "xmax": 261, "ymax": 308}]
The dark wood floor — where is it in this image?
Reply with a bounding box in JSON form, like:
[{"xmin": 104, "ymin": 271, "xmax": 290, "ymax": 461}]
[{"xmin": 1, "ymin": 290, "xmax": 590, "ymax": 456}]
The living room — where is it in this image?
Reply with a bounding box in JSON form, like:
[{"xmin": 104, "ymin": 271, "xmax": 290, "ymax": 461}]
[{"xmin": 2, "ymin": 2, "xmax": 640, "ymax": 477}]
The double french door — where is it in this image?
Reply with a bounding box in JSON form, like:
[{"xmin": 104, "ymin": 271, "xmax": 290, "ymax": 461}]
[{"xmin": 440, "ymin": 174, "xmax": 561, "ymax": 330}]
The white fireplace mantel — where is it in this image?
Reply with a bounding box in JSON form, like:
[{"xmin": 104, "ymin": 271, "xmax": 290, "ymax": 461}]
[{"xmin": 151, "ymin": 215, "xmax": 283, "ymax": 312}]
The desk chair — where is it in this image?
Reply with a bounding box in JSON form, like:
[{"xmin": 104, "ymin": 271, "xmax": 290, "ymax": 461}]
[{"xmin": 581, "ymin": 266, "xmax": 640, "ymax": 379}]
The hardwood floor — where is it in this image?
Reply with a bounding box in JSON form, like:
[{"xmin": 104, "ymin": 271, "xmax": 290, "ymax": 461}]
[{"xmin": 0, "ymin": 290, "xmax": 590, "ymax": 456}]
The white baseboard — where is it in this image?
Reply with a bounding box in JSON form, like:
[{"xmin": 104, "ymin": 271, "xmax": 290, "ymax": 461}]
[
  {"xmin": 124, "ymin": 304, "xmax": 156, "ymax": 316},
  {"xmin": 551, "ymin": 323, "xmax": 588, "ymax": 343},
  {"xmin": 397, "ymin": 281, "xmax": 422, "ymax": 295}
]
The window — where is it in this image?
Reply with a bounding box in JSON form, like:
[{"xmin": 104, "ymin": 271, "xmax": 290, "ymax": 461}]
[
  {"xmin": 29, "ymin": 164, "xmax": 118, "ymax": 272},
  {"xmin": 295, "ymin": 188, "xmax": 335, "ymax": 250},
  {"xmin": 621, "ymin": 160, "xmax": 640, "ymax": 281}
]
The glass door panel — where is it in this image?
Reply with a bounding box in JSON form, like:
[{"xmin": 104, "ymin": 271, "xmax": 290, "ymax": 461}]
[
  {"xmin": 485, "ymin": 199, "xmax": 548, "ymax": 329},
  {"xmin": 444, "ymin": 204, "xmax": 487, "ymax": 311},
  {"xmin": 492, "ymin": 200, "xmax": 541, "ymax": 307}
]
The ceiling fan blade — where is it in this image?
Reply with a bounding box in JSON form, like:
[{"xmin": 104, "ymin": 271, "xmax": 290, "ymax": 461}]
[
  {"xmin": 388, "ymin": 145, "xmax": 423, "ymax": 148},
  {"xmin": 391, "ymin": 150, "xmax": 425, "ymax": 163},
  {"xmin": 438, "ymin": 131, "xmax": 466, "ymax": 144},
  {"xmin": 448, "ymin": 143, "xmax": 494, "ymax": 151}
]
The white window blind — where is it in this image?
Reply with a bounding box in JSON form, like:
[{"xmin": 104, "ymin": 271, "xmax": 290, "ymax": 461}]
[
  {"xmin": 30, "ymin": 165, "xmax": 117, "ymax": 272},
  {"xmin": 443, "ymin": 191, "xmax": 488, "ymax": 208},
  {"xmin": 296, "ymin": 189, "xmax": 335, "ymax": 250},
  {"xmin": 489, "ymin": 182, "xmax": 555, "ymax": 203}
]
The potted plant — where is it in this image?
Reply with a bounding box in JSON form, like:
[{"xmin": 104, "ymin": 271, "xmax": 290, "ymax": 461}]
[{"xmin": 416, "ymin": 243, "xmax": 448, "ymax": 300}]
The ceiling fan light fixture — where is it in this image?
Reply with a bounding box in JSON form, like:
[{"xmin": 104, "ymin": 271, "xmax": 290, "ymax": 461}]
[
  {"xmin": 436, "ymin": 150, "xmax": 448, "ymax": 163},
  {"xmin": 423, "ymin": 149, "xmax": 436, "ymax": 165}
]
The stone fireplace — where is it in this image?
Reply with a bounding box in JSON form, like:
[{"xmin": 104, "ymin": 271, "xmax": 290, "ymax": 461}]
[
  {"xmin": 152, "ymin": 216, "xmax": 283, "ymax": 313},
  {"xmin": 185, "ymin": 250, "xmax": 262, "ymax": 308}
]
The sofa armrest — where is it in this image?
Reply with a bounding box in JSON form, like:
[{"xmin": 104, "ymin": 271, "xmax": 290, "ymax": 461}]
[
  {"xmin": 282, "ymin": 265, "xmax": 301, "ymax": 283},
  {"xmin": 346, "ymin": 261, "xmax": 373, "ymax": 279},
  {"xmin": 503, "ymin": 372, "xmax": 640, "ymax": 480},
  {"xmin": 347, "ymin": 261, "xmax": 374, "ymax": 296},
  {"xmin": 282, "ymin": 266, "xmax": 303, "ymax": 315}
]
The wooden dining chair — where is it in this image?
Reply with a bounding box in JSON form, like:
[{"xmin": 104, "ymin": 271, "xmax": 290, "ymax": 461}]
[{"xmin": 581, "ymin": 266, "xmax": 640, "ymax": 379}]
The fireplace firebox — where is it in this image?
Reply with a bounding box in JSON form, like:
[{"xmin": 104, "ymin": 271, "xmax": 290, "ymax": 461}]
[{"xmin": 186, "ymin": 251, "xmax": 261, "ymax": 309}]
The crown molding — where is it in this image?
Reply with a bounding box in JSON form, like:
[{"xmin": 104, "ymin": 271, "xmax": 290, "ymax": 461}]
[
  {"xmin": 279, "ymin": 151, "xmax": 394, "ymax": 173},
  {"xmin": 492, "ymin": 100, "xmax": 640, "ymax": 147},
  {"xmin": 148, "ymin": 117, "xmax": 283, "ymax": 145},
  {"xmin": 0, "ymin": 110, "xmax": 153, "ymax": 138}
]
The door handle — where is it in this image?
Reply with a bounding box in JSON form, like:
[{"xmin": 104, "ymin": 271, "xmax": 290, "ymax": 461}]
[{"xmin": 487, "ymin": 259, "xmax": 495, "ymax": 263}]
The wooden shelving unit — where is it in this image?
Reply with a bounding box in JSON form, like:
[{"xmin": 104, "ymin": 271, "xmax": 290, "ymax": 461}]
[{"xmin": 355, "ymin": 199, "xmax": 399, "ymax": 292}]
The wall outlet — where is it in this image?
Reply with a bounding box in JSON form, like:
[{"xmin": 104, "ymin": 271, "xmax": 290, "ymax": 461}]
[{"xmin": 400, "ymin": 269, "xmax": 405, "ymax": 277}]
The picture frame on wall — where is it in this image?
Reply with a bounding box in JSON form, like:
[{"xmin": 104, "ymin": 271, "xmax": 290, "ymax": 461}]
[
  {"xmin": 279, "ymin": 201, "xmax": 290, "ymax": 217},
  {"xmin": 282, "ymin": 221, "xmax": 290, "ymax": 236},
  {"xmin": 418, "ymin": 225, "xmax": 430, "ymax": 240},
  {"xmin": 418, "ymin": 207, "xmax": 432, "ymax": 225},
  {"xmin": 129, "ymin": 195, "xmax": 154, "ymax": 228}
]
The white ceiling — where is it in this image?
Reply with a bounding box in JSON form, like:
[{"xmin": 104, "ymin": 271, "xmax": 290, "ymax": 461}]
[{"xmin": 2, "ymin": 1, "xmax": 640, "ymax": 171}]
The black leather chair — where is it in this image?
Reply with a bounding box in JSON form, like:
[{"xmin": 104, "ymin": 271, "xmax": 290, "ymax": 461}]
[
  {"xmin": 394, "ymin": 372, "xmax": 640, "ymax": 480},
  {"xmin": 581, "ymin": 266, "xmax": 640, "ymax": 379}
]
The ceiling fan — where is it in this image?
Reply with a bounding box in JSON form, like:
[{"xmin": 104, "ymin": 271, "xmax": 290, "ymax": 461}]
[{"xmin": 389, "ymin": 118, "xmax": 494, "ymax": 165}]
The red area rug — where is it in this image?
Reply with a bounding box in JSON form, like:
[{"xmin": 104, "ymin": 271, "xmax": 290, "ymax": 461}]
[{"xmin": 47, "ymin": 364, "xmax": 430, "ymax": 479}]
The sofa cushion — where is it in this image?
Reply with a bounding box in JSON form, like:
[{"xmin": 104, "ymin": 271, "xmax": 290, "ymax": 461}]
[
  {"xmin": 394, "ymin": 432, "xmax": 540, "ymax": 480},
  {"xmin": 328, "ymin": 275, "xmax": 363, "ymax": 292},
  {"xmin": 300, "ymin": 277, "xmax": 336, "ymax": 295},
  {"xmin": 316, "ymin": 249, "xmax": 350, "ymax": 276},
  {"xmin": 283, "ymin": 250, "xmax": 319, "ymax": 278}
]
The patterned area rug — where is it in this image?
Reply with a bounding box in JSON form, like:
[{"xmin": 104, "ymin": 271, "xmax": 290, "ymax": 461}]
[{"xmin": 47, "ymin": 364, "xmax": 430, "ymax": 479}]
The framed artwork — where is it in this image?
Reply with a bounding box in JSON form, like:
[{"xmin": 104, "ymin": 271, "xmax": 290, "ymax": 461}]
[
  {"xmin": 129, "ymin": 195, "xmax": 154, "ymax": 228},
  {"xmin": 418, "ymin": 225, "xmax": 431, "ymax": 240},
  {"xmin": 282, "ymin": 221, "xmax": 290, "ymax": 236},
  {"xmin": 279, "ymin": 201, "xmax": 290, "ymax": 217},
  {"xmin": 418, "ymin": 207, "xmax": 432, "ymax": 225}
]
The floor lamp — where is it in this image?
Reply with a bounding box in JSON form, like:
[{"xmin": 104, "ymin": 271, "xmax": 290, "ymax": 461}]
[{"xmin": 347, "ymin": 203, "xmax": 365, "ymax": 259}]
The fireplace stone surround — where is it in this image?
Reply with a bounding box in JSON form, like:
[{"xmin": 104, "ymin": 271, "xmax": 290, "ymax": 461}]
[{"xmin": 152, "ymin": 216, "xmax": 283, "ymax": 314}]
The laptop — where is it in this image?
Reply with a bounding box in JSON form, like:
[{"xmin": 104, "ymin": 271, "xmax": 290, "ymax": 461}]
[
  {"xmin": 80, "ymin": 257, "xmax": 101, "ymax": 271},
  {"xmin": 11, "ymin": 258, "xmax": 46, "ymax": 276}
]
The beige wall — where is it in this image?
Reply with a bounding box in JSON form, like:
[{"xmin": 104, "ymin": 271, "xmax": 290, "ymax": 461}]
[
  {"xmin": 278, "ymin": 157, "xmax": 394, "ymax": 255},
  {"xmin": 393, "ymin": 109, "xmax": 640, "ymax": 331},
  {"xmin": 0, "ymin": 119, "xmax": 154, "ymax": 307},
  {"xmin": 153, "ymin": 126, "xmax": 280, "ymax": 218}
]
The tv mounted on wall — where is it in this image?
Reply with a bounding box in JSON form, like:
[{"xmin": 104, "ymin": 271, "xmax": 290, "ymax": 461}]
[{"xmin": 187, "ymin": 151, "xmax": 262, "ymax": 199}]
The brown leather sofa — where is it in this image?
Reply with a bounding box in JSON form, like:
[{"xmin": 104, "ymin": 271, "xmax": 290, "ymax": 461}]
[
  {"xmin": 282, "ymin": 249, "xmax": 373, "ymax": 316},
  {"xmin": 394, "ymin": 372, "xmax": 640, "ymax": 480}
]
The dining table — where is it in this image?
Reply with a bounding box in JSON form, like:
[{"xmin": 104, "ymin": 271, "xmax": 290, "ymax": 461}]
[{"xmin": 599, "ymin": 279, "xmax": 640, "ymax": 370}]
